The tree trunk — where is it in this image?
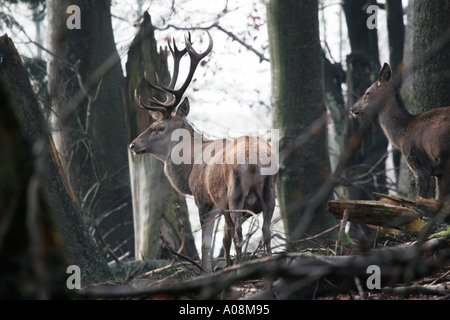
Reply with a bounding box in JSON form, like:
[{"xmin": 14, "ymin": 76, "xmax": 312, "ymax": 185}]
[
  {"xmin": 267, "ymin": 0, "xmax": 335, "ymax": 246},
  {"xmin": 397, "ymin": 0, "xmax": 415, "ymax": 198},
  {"xmin": 412, "ymin": 0, "xmax": 450, "ymax": 114},
  {"xmin": 386, "ymin": 0, "xmax": 405, "ymax": 74},
  {"xmin": 0, "ymin": 35, "xmax": 111, "ymax": 298},
  {"xmin": 342, "ymin": 0, "xmax": 388, "ymax": 201},
  {"xmin": 323, "ymin": 54, "xmax": 346, "ymax": 170},
  {"xmin": 411, "ymin": 0, "xmax": 450, "ymax": 200},
  {"xmin": 47, "ymin": 0, "xmax": 133, "ymax": 259},
  {"xmin": 125, "ymin": 13, "xmax": 198, "ymax": 260},
  {"xmin": 386, "ymin": 0, "xmax": 405, "ymax": 183}
]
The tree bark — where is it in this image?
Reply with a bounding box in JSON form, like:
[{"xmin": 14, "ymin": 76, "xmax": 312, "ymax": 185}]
[
  {"xmin": 386, "ymin": 0, "xmax": 405, "ymax": 182},
  {"xmin": 397, "ymin": 0, "xmax": 416, "ymax": 198},
  {"xmin": 342, "ymin": 0, "xmax": 388, "ymax": 201},
  {"xmin": 323, "ymin": 54, "xmax": 346, "ymax": 170},
  {"xmin": 267, "ymin": 0, "xmax": 335, "ymax": 246},
  {"xmin": 125, "ymin": 13, "xmax": 198, "ymax": 260},
  {"xmin": 411, "ymin": 0, "xmax": 450, "ymax": 199},
  {"xmin": 412, "ymin": 0, "xmax": 450, "ymax": 114},
  {"xmin": 46, "ymin": 0, "xmax": 133, "ymax": 258},
  {"xmin": 0, "ymin": 35, "xmax": 111, "ymax": 298},
  {"xmin": 386, "ymin": 0, "xmax": 405, "ymax": 74}
]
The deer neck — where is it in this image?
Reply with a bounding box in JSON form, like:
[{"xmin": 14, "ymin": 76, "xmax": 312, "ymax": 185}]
[
  {"xmin": 164, "ymin": 121, "xmax": 210, "ymax": 195},
  {"xmin": 377, "ymin": 86, "xmax": 413, "ymax": 150}
]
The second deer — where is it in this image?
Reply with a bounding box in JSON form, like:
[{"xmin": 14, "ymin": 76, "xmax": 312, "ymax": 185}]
[
  {"xmin": 130, "ymin": 32, "xmax": 278, "ymax": 271},
  {"xmin": 352, "ymin": 63, "xmax": 450, "ymax": 201}
]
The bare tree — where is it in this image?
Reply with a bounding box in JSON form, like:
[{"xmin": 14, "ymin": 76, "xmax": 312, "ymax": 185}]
[
  {"xmin": 47, "ymin": 0, "xmax": 133, "ymax": 258},
  {"xmin": 342, "ymin": 0, "xmax": 389, "ymax": 201},
  {"xmin": 267, "ymin": 0, "xmax": 336, "ymax": 247},
  {"xmin": 0, "ymin": 34, "xmax": 111, "ymax": 298},
  {"xmin": 410, "ymin": 0, "xmax": 450, "ymax": 200},
  {"xmin": 126, "ymin": 12, "xmax": 198, "ymax": 261}
]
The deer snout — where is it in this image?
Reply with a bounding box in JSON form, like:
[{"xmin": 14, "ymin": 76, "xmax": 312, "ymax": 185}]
[
  {"xmin": 129, "ymin": 142, "xmax": 144, "ymax": 154},
  {"xmin": 351, "ymin": 103, "xmax": 363, "ymax": 116}
]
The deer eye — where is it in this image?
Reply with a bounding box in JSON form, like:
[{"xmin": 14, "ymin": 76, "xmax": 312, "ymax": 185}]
[{"xmin": 157, "ymin": 126, "xmax": 166, "ymax": 132}]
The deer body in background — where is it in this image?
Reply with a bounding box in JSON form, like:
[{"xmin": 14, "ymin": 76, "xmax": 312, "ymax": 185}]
[
  {"xmin": 129, "ymin": 32, "xmax": 277, "ymax": 271},
  {"xmin": 352, "ymin": 63, "xmax": 450, "ymax": 200}
]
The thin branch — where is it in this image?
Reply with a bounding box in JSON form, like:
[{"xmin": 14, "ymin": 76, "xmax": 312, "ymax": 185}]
[
  {"xmin": 213, "ymin": 24, "xmax": 270, "ymax": 63},
  {"xmin": 79, "ymin": 235, "xmax": 449, "ymax": 299},
  {"xmin": 155, "ymin": 23, "xmax": 270, "ymax": 63},
  {"xmin": 161, "ymin": 233, "xmax": 206, "ymax": 273}
]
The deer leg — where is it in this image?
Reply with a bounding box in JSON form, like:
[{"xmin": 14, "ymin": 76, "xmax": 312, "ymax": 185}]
[
  {"xmin": 437, "ymin": 174, "xmax": 450, "ymax": 202},
  {"xmin": 262, "ymin": 178, "xmax": 275, "ymax": 256},
  {"xmin": 415, "ymin": 169, "xmax": 432, "ymax": 199},
  {"xmin": 222, "ymin": 211, "xmax": 233, "ymax": 267},
  {"xmin": 200, "ymin": 208, "xmax": 217, "ymax": 272},
  {"xmin": 435, "ymin": 176, "xmax": 441, "ymax": 201},
  {"xmin": 231, "ymin": 210, "xmax": 243, "ymax": 263},
  {"xmin": 262, "ymin": 206, "xmax": 274, "ymax": 257},
  {"xmin": 228, "ymin": 190, "xmax": 245, "ymax": 264}
]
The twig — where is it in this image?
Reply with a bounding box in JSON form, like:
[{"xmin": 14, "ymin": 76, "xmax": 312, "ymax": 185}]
[
  {"xmin": 154, "ymin": 23, "xmax": 270, "ymax": 63},
  {"xmin": 224, "ymin": 209, "xmax": 258, "ymax": 216},
  {"xmin": 81, "ymin": 235, "xmax": 447, "ymax": 300},
  {"xmin": 353, "ymin": 276, "xmax": 366, "ymax": 300},
  {"xmin": 431, "ymin": 269, "xmax": 450, "ymax": 285},
  {"xmin": 213, "ymin": 24, "xmax": 269, "ymax": 62},
  {"xmin": 141, "ymin": 262, "xmax": 176, "ymax": 277},
  {"xmin": 335, "ymin": 209, "xmax": 349, "ymax": 256},
  {"xmin": 174, "ymin": 204, "xmax": 186, "ymax": 255},
  {"xmin": 297, "ymin": 223, "xmax": 340, "ymax": 244},
  {"xmin": 382, "ymin": 284, "xmax": 450, "ymax": 298},
  {"xmin": 160, "ymin": 233, "xmax": 206, "ymax": 273}
]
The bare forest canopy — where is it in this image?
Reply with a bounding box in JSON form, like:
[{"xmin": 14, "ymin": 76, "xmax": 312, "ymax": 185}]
[{"xmin": 0, "ymin": 0, "xmax": 449, "ymax": 301}]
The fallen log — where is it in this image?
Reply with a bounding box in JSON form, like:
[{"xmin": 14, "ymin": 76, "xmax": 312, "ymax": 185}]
[
  {"xmin": 328, "ymin": 192, "xmax": 450, "ymax": 233},
  {"xmin": 327, "ymin": 199, "xmax": 423, "ymax": 231},
  {"xmin": 249, "ymin": 236, "xmax": 450, "ymax": 299},
  {"xmin": 80, "ymin": 236, "xmax": 449, "ymax": 300},
  {"xmin": 373, "ymin": 192, "xmax": 449, "ymax": 220}
]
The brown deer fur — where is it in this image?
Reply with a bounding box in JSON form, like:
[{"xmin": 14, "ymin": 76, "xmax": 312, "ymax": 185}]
[
  {"xmin": 130, "ymin": 33, "xmax": 277, "ymax": 271},
  {"xmin": 352, "ymin": 63, "xmax": 450, "ymax": 200}
]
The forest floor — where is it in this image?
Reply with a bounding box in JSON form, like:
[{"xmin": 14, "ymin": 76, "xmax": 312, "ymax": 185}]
[{"xmin": 89, "ymin": 222, "xmax": 450, "ymax": 301}]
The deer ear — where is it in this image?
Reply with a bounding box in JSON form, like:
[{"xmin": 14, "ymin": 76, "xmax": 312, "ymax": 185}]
[
  {"xmin": 378, "ymin": 63, "xmax": 392, "ymax": 83},
  {"xmin": 175, "ymin": 97, "xmax": 190, "ymax": 118},
  {"xmin": 148, "ymin": 110, "xmax": 163, "ymax": 121}
]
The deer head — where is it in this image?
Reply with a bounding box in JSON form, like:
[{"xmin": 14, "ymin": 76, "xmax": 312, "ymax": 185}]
[
  {"xmin": 129, "ymin": 32, "xmax": 213, "ymax": 161},
  {"xmin": 351, "ymin": 63, "xmax": 393, "ymax": 117}
]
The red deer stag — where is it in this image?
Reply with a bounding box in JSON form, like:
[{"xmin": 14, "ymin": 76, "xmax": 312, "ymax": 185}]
[
  {"xmin": 130, "ymin": 32, "xmax": 278, "ymax": 271},
  {"xmin": 352, "ymin": 63, "xmax": 450, "ymax": 201}
]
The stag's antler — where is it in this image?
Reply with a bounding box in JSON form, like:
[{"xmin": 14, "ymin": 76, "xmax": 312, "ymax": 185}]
[{"xmin": 135, "ymin": 31, "xmax": 213, "ymax": 117}]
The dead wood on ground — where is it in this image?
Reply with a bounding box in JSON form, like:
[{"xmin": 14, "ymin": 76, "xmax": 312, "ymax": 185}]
[{"xmin": 80, "ymin": 234, "xmax": 450, "ymax": 300}]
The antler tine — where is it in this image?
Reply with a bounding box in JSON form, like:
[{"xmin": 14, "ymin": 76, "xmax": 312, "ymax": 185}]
[
  {"xmin": 142, "ymin": 34, "xmax": 192, "ymax": 108},
  {"xmin": 165, "ymin": 33, "xmax": 191, "ymax": 94},
  {"xmin": 185, "ymin": 31, "xmax": 213, "ymax": 63},
  {"xmin": 143, "ymin": 71, "xmax": 179, "ymax": 110},
  {"xmin": 168, "ymin": 32, "xmax": 191, "ymax": 62},
  {"xmin": 144, "ymin": 71, "xmax": 165, "ymax": 95},
  {"xmin": 161, "ymin": 31, "xmax": 213, "ymax": 101},
  {"xmin": 136, "ymin": 31, "xmax": 212, "ymax": 116},
  {"xmin": 134, "ymin": 89, "xmax": 168, "ymax": 114}
]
